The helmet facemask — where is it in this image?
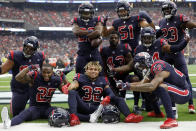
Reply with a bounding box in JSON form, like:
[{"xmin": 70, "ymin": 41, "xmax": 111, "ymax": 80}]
[
  {"xmin": 141, "ymin": 35, "xmax": 155, "ymax": 48},
  {"xmin": 117, "ymin": 7, "xmax": 129, "ymax": 20},
  {"xmin": 161, "ymin": 2, "xmax": 177, "ymax": 19}
]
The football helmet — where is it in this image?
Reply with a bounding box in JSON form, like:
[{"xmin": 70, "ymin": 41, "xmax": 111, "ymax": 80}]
[
  {"xmin": 23, "ymin": 36, "xmax": 39, "ymax": 58},
  {"xmin": 133, "ymin": 52, "xmax": 153, "ymax": 78},
  {"xmin": 141, "ymin": 27, "xmax": 155, "ymax": 47},
  {"xmin": 48, "ymin": 107, "xmax": 70, "ymax": 127},
  {"xmin": 101, "ymin": 104, "xmax": 120, "ymax": 123},
  {"xmin": 116, "ymin": 1, "xmax": 131, "ymax": 19},
  {"xmin": 78, "ymin": 3, "xmax": 94, "ymax": 22},
  {"xmin": 161, "ymin": 1, "xmax": 177, "ymax": 19}
]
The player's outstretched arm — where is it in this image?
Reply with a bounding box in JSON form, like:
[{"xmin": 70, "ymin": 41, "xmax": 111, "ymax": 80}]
[
  {"xmin": 0, "ymin": 59, "xmax": 14, "ymax": 74},
  {"xmin": 185, "ymin": 21, "xmax": 196, "ymax": 29},
  {"xmin": 162, "ymin": 33, "xmax": 190, "ymax": 53},
  {"xmin": 121, "ymin": 71, "xmax": 170, "ymax": 92}
]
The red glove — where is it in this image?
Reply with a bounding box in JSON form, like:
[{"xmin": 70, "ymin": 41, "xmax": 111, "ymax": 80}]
[
  {"xmin": 101, "ymin": 96, "xmax": 110, "ymax": 106},
  {"xmin": 61, "ymin": 83, "xmax": 70, "ymax": 94},
  {"xmin": 70, "ymin": 114, "xmax": 80, "ymax": 126}
]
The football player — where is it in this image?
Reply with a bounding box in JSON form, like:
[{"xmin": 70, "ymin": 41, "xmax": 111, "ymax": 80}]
[
  {"xmin": 0, "ymin": 36, "xmax": 45, "ymax": 116},
  {"xmin": 102, "ymin": 0, "xmax": 155, "ymax": 56},
  {"xmin": 100, "ymin": 31, "xmax": 137, "ymax": 98},
  {"xmin": 119, "ymin": 52, "xmax": 191, "ymax": 129},
  {"xmin": 158, "ymin": 1, "xmax": 196, "ymax": 113},
  {"xmin": 72, "ymin": 3, "xmax": 103, "ymax": 74},
  {"xmin": 135, "ymin": 27, "xmax": 190, "ymax": 118},
  {"xmin": 67, "ymin": 61, "xmax": 143, "ymax": 126},
  {"xmin": 1, "ymin": 62, "xmax": 67, "ymax": 129}
]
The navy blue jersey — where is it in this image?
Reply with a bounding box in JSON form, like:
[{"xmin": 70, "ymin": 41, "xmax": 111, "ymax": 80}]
[
  {"xmin": 159, "ymin": 14, "xmax": 189, "ymax": 45},
  {"xmin": 150, "ymin": 60, "xmax": 187, "ymax": 89},
  {"xmin": 100, "ymin": 43, "xmax": 131, "ymax": 77},
  {"xmin": 74, "ymin": 73, "xmax": 108, "ymax": 105},
  {"xmin": 135, "ymin": 38, "xmax": 167, "ymax": 61},
  {"xmin": 72, "ymin": 16, "xmax": 103, "ymax": 55},
  {"xmin": 8, "ymin": 50, "xmax": 45, "ymax": 93},
  {"xmin": 112, "ymin": 15, "xmax": 142, "ymax": 50},
  {"xmin": 29, "ymin": 71, "xmax": 62, "ymax": 106}
]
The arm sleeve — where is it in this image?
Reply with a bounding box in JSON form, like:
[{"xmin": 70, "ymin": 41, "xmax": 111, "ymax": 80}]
[
  {"xmin": 170, "ymin": 40, "xmax": 188, "ymax": 53},
  {"xmin": 139, "ymin": 11, "xmax": 152, "ymax": 23}
]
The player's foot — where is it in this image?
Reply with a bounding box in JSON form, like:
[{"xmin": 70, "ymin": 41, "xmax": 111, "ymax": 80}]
[
  {"xmin": 89, "ymin": 105, "xmax": 103, "ymax": 123},
  {"xmin": 1, "ymin": 107, "xmax": 11, "ymax": 129},
  {"xmin": 160, "ymin": 118, "xmax": 178, "ymax": 129},
  {"xmin": 147, "ymin": 111, "xmax": 165, "ymax": 118},
  {"xmin": 133, "ymin": 105, "xmax": 142, "ymax": 115},
  {"xmin": 188, "ymin": 105, "xmax": 195, "ymax": 114},
  {"xmin": 70, "ymin": 114, "xmax": 80, "ymax": 126},
  {"xmin": 124, "ymin": 113, "xmax": 143, "ymax": 123}
]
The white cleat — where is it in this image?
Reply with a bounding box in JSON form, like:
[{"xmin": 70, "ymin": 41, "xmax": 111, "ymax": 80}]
[
  {"xmin": 1, "ymin": 107, "xmax": 11, "ymax": 129},
  {"xmin": 89, "ymin": 104, "xmax": 103, "ymax": 123}
]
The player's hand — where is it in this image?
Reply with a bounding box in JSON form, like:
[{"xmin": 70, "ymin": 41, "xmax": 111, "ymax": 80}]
[
  {"xmin": 101, "ymin": 96, "xmax": 110, "ymax": 106},
  {"xmin": 116, "ymin": 81, "xmax": 130, "ymax": 91},
  {"xmin": 184, "ymin": 29, "xmax": 190, "ymax": 43},
  {"xmin": 54, "ymin": 70, "xmax": 64, "ymax": 78},
  {"xmin": 103, "ymin": 15, "xmax": 108, "ymax": 26},
  {"xmin": 28, "ymin": 65, "xmax": 38, "ymax": 71},
  {"xmin": 61, "ymin": 83, "xmax": 70, "ymax": 94}
]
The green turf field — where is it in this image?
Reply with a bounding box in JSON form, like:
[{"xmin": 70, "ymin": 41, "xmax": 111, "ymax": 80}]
[{"xmin": 0, "ymin": 65, "xmax": 196, "ymax": 122}]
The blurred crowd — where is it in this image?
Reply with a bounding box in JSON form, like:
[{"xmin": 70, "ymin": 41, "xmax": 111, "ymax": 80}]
[
  {"xmin": 0, "ymin": 4, "xmax": 195, "ymax": 27},
  {"xmin": 0, "ymin": 3, "xmax": 196, "ymax": 62}
]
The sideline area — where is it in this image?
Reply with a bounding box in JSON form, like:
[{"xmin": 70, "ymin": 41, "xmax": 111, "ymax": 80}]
[{"xmin": 0, "ymin": 122, "xmax": 196, "ymax": 131}]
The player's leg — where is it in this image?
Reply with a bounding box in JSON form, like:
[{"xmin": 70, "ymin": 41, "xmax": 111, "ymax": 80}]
[
  {"xmin": 145, "ymin": 93, "xmax": 165, "ymax": 118},
  {"xmin": 8, "ymin": 106, "xmax": 40, "ymax": 128},
  {"xmin": 173, "ymin": 53, "xmax": 195, "ymax": 113},
  {"xmin": 75, "ymin": 55, "xmax": 88, "ymax": 74},
  {"xmin": 68, "ymin": 90, "xmax": 94, "ymax": 125},
  {"xmin": 11, "ymin": 91, "xmax": 29, "ymax": 117},
  {"xmin": 152, "ymin": 86, "xmax": 177, "ymax": 129}
]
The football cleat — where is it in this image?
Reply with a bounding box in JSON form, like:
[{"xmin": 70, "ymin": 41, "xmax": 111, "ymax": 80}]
[
  {"xmin": 70, "ymin": 114, "xmax": 80, "ymax": 126},
  {"xmin": 133, "ymin": 105, "xmax": 142, "ymax": 115},
  {"xmin": 90, "ymin": 104, "xmax": 103, "ymax": 123},
  {"xmin": 124, "ymin": 113, "xmax": 143, "ymax": 123},
  {"xmin": 188, "ymin": 105, "xmax": 195, "ymax": 114},
  {"xmin": 1, "ymin": 107, "xmax": 11, "ymax": 129},
  {"xmin": 147, "ymin": 111, "xmax": 165, "ymax": 118},
  {"xmin": 160, "ymin": 118, "xmax": 178, "ymax": 129}
]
